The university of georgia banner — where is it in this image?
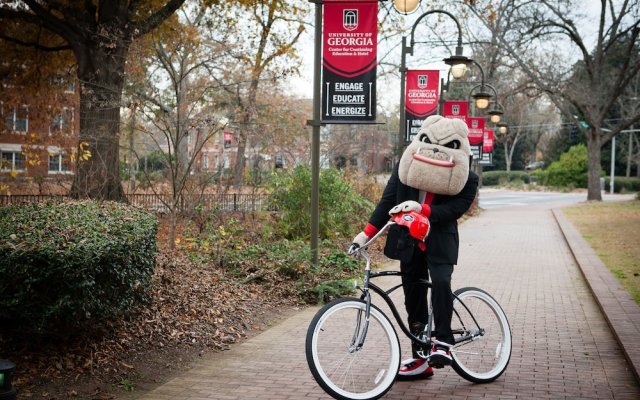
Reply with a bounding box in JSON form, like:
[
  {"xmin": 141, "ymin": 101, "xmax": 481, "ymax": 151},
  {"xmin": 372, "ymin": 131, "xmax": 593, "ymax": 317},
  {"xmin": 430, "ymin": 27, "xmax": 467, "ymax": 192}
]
[
  {"xmin": 404, "ymin": 70, "xmax": 439, "ymax": 143},
  {"xmin": 480, "ymin": 129, "xmax": 495, "ymax": 166},
  {"xmin": 322, "ymin": 0, "xmax": 377, "ymax": 123},
  {"xmin": 442, "ymin": 100, "xmax": 469, "ymax": 123},
  {"xmin": 467, "ymin": 116, "xmax": 485, "ymax": 160}
]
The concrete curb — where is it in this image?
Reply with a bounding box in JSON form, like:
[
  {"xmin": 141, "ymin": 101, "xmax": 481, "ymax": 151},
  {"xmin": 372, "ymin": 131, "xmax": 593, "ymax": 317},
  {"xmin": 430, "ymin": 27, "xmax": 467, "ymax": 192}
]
[{"xmin": 553, "ymin": 208, "xmax": 640, "ymax": 383}]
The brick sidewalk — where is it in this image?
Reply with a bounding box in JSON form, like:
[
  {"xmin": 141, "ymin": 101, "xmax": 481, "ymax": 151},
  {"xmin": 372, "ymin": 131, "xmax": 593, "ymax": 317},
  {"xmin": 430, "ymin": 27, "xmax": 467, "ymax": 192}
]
[{"xmin": 138, "ymin": 202, "xmax": 640, "ymax": 400}]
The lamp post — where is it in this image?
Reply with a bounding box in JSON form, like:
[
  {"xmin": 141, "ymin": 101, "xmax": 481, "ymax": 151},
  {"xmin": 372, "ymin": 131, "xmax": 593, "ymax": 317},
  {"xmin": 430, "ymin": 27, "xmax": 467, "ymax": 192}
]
[{"xmin": 397, "ymin": 8, "xmax": 473, "ymax": 156}]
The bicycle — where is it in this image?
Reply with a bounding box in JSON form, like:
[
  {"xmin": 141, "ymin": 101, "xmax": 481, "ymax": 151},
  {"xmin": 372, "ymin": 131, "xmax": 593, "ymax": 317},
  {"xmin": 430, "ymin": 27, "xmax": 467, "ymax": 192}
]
[{"xmin": 305, "ymin": 212, "xmax": 512, "ymax": 400}]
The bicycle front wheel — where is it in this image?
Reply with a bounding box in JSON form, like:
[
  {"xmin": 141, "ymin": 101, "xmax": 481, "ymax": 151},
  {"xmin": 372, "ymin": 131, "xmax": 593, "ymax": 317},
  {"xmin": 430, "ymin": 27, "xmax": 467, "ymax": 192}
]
[
  {"xmin": 450, "ymin": 287, "xmax": 512, "ymax": 383},
  {"xmin": 306, "ymin": 297, "xmax": 400, "ymax": 400}
]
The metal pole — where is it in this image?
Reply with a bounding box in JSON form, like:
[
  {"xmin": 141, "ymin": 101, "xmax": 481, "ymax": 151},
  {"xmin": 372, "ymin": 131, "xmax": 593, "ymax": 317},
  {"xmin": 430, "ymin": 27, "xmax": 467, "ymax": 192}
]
[
  {"xmin": 310, "ymin": 0, "xmax": 323, "ymax": 267},
  {"xmin": 398, "ymin": 36, "xmax": 407, "ymax": 157},
  {"xmin": 610, "ymin": 135, "xmax": 616, "ymax": 194}
]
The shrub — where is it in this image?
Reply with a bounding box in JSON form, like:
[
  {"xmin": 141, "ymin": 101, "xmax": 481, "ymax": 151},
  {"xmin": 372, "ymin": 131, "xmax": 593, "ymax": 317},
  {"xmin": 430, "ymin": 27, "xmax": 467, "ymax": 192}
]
[
  {"xmin": 543, "ymin": 144, "xmax": 589, "ymax": 188},
  {"xmin": 605, "ymin": 176, "xmax": 640, "ymax": 193},
  {"xmin": 0, "ymin": 200, "xmax": 158, "ymax": 333},
  {"xmin": 482, "ymin": 171, "xmax": 531, "ymax": 186},
  {"xmin": 266, "ymin": 166, "xmax": 373, "ymax": 240}
]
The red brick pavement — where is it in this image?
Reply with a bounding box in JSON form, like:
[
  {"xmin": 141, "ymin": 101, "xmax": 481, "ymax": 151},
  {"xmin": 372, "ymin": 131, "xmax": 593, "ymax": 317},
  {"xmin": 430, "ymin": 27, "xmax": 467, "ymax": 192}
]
[{"xmin": 138, "ymin": 201, "xmax": 640, "ymax": 400}]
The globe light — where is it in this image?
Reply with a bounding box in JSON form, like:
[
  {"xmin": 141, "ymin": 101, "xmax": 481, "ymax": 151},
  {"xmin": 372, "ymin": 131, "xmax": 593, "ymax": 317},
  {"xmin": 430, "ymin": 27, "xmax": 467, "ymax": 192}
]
[
  {"xmin": 392, "ymin": 0, "xmax": 421, "ymax": 14},
  {"xmin": 450, "ymin": 63, "xmax": 468, "ymax": 79},
  {"xmin": 473, "ymin": 92, "xmax": 491, "ymax": 109},
  {"xmin": 490, "ymin": 113, "xmax": 502, "ymax": 123},
  {"xmin": 497, "ymin": 123, "xmax": 508, "ymax": 134}
]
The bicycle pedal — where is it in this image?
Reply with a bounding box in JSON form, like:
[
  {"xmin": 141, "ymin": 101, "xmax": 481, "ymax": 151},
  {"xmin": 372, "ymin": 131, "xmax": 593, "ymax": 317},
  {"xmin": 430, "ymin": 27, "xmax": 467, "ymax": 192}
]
[{"xmin": 428, "ymin": 361, "xmax": 446, "ymax": 369}]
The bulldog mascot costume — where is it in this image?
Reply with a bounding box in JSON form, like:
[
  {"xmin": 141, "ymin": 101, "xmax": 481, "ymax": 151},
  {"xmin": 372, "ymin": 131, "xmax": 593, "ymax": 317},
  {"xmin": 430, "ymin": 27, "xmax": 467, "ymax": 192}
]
[{"xmin": 353, "ymin": 115, "xmax": 478, "ymax": 379}]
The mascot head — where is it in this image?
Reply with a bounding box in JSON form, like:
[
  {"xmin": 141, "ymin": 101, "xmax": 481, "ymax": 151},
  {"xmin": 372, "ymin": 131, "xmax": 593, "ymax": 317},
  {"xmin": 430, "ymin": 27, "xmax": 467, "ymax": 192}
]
[{"xmin": 398, "ymin": 115, "xmax": 471, "ymax": 195}]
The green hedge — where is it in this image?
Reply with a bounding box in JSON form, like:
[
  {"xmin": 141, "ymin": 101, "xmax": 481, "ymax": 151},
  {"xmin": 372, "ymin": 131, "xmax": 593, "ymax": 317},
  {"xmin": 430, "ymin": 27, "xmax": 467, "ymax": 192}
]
[
  {"xmin": 0, "ymin": 200, "xmax": 158, "ymax": 333},
  {"xmin": 482, "ymin": 171, "xmax": 532, "ymax": 186},
  {"xmin": 605, "ymin": 176, "xmax": 640, "ymax": 193}
]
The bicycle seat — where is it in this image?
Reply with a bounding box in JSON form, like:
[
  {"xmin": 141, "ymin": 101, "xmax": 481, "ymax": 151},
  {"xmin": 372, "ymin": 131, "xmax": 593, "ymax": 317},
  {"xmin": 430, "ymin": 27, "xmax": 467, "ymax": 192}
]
[{"xmin": 391, "ymin": 211, "xmax": 430, "ymax": 241}]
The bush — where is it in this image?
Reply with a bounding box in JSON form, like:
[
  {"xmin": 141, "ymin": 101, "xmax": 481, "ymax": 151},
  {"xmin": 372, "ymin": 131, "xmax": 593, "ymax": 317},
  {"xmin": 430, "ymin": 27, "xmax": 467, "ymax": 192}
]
[
  {"xmin": 0, "ymin": 200, "xmax": 158, "ymax": 333},
  {"xmin": 605, "ymin": 176, "xmax": 640, "ymax": 193},
  {"xmin": 541, "ymin": 144, "xmax": 589, "ymax": 188},
  {"xmin": 266, "ymin": 166, "xmax": 373, "ymax": 240},
  {"xmin": 482, "ymin": 171, "xmax": 531, "ymax": 186}
]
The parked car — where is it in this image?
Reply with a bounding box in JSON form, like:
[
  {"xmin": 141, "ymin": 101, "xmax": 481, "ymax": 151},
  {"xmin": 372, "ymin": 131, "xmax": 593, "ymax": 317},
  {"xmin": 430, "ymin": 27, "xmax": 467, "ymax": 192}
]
[{"xmin": 525, "ymin": 161, "xmax": 545, "ymax": 171}]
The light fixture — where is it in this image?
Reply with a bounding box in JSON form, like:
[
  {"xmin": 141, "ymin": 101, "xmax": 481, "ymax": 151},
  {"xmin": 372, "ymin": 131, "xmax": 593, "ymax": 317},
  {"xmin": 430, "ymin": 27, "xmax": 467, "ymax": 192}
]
[
  {"xmin": 473, "ymin": 91, "xmax": 492, "ymax": 109},
  {"xmin": 443, "ymin": 49, "xmax": 473, "ymax": 80},
  {"xmin": 449, "ymin": 62, "xmax": 467, "ymax": 79},
  {"xmin": 392, "ymin": 0, "xmax": 421, "ymax": 14},
  {"xmin": 497, "ymin": 122, "xmax": 508, "ymax": 134},
  {"xmin": 488, "ymin": 107, "xmax": 503, "ymax": 124}
]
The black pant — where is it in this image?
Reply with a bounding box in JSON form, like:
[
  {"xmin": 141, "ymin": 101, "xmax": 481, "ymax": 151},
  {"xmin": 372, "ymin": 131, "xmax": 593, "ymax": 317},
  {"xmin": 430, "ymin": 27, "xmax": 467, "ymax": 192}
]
[{"xmin": 400, "ymin": 255, "xmax": 454, "ymax": 357}]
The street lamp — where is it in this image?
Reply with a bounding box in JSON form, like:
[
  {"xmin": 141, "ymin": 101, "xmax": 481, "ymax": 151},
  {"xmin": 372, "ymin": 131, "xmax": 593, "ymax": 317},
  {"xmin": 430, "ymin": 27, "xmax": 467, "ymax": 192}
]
[
  {"xmin": 392, "ymin": 0, "xmax": 420, "ymax": 14},
  {"xmin": 398, "ymin": 9, "xmax": 473, "ymax": 154},
  {"xmin": 497, "ymin": 122, "xmax": 508, "ymax": 134},
  {"xmin": 468, "ymin": 60, "xmax": 491, "ymax": 110},
  {"xmin": 472, "ymin": 82, "xmax": 504, "ymax": 123},
  {"xmin": 488, "ymin": 99, "xmax": 504, "ymax": 123}
]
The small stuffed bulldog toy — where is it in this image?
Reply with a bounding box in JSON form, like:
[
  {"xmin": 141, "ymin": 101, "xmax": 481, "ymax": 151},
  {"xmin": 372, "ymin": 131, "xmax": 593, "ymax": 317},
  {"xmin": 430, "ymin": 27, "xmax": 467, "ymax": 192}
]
[{"xmin": 398, "ymin": 115, "xmax": 471, "ymax": 195}]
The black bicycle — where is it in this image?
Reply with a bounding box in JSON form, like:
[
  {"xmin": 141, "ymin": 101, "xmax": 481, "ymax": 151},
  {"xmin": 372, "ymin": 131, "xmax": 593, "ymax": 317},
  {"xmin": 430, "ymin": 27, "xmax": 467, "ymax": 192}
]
[{"xmin": 305, "ymin": 213, "xmax": 512, "ymax": 400}]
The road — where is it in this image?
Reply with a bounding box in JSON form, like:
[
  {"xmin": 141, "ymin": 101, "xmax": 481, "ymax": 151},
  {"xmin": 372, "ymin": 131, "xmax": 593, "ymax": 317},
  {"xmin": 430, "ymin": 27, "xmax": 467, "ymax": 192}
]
[{"xmin": 478, "ymin": 188, "xmax": 635, "ymax": 209}]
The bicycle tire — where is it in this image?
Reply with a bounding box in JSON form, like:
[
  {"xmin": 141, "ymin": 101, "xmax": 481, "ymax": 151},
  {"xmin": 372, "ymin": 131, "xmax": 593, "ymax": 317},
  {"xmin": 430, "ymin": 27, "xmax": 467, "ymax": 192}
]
[
  {"xmin": 450, "ymin": 287, "xmax": 512, "ymax": 383},
  {"xmin": 306, "ymin": 297, "xmax": 401, "ymax": 400}
]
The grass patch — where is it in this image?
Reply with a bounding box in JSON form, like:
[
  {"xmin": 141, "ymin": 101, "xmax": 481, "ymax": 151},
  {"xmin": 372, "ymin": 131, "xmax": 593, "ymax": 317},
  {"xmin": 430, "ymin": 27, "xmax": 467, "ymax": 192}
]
[{"xmin": 563, "ymin": 200, "xmax": 640, "ymax": 304}]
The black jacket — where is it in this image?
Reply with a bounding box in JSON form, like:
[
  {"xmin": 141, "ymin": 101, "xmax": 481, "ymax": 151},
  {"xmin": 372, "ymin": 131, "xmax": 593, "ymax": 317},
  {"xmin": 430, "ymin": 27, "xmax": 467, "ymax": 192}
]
[{"xmin": 368, "ymin": 163, "xmax": 479, "ymax": 265}]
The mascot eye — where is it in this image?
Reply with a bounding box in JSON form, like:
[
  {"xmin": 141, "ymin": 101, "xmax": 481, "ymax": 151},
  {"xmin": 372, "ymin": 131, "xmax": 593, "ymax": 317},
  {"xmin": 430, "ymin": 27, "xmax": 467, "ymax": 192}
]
[
  {"xmin": 444, "ymin": 140, "xmax": 461, "ymax": 149},
  {"xmin": 419, "ymin": 134, "xmax": 431, "ymax": 144}
]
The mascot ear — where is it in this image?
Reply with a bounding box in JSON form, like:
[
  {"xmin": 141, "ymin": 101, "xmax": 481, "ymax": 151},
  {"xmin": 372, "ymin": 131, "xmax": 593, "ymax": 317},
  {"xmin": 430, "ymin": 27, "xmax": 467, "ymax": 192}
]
[{"xmin": 420, "ymin": 115, "xmax": 444, "ymax": 132}]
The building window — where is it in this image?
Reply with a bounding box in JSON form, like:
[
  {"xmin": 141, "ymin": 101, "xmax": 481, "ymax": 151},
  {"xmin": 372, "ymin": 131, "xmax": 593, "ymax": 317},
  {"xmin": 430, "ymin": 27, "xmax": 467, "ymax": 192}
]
[
  {"xmin": 3, "ymin": 107, "xmax": 28, "ymax": 133},
  {"xmin": 51, "ymin": 76, "xmax": 75, "ymax": 93},
  {"xmin": 1, "ymin": 151, "xmax": 25, "ymax": 171},
  {"xmin": 49, "ymin": 108, "xmax": 73, "ymax": 134},
  {"xmin": 203, "ymin": 153, "xmax": 209, "ymax": 169},
  {"xmin": 48, "ymin": 153, "xmax": 70, "ymax": 173}
]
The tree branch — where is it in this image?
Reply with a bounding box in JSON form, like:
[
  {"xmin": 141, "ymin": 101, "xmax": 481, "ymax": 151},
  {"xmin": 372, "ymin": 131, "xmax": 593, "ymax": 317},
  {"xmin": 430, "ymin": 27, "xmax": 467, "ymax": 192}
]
[
  {"xmin": 0, "ymin": 32, "xmax": 71, "ymax": 51},
  {"xmin": 132, "ymin": 0, "xmax": 187, "ymax": 37}
]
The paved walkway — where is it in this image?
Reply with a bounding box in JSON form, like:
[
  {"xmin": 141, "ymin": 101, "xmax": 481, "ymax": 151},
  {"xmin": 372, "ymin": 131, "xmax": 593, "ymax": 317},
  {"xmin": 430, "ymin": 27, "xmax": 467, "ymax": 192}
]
[{"xmin": 138, "ymin": 198, "xmax": 640, "ymax": 400}]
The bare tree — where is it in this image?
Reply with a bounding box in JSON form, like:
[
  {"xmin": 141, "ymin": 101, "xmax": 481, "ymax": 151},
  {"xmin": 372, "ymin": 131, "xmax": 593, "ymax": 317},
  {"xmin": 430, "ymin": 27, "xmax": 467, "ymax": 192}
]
[
  {"xmin": 464, "ymin": 0, "xmax": 640, "ymax": 200},
  {"xmin": 206, "ymin": 0, "xmax": 307, "ymax": 187},
  {"xmin": 126, "ymin": 16, "xmax": 227, "ymax": 248}
]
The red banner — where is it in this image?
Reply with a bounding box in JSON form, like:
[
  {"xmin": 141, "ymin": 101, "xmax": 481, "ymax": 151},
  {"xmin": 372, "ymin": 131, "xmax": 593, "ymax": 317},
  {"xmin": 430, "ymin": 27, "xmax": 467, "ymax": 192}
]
[
  {"xmin": 404, "ymin": 70, "xmax": 439, "ymax": 143},
  {"xmin": 467, "ymin": 117, "xmax": 485, "ymax": 145},
  {"xmin": 442, "ymin": 101, "xmax": 468, "ymax": 123},
  {"xmin": 322, "ymin": 1, "xmax": 378, "ymax": 123},
  {"xmin": 483, "ymin": 129, "xmax": 494, "ymax": 153}
]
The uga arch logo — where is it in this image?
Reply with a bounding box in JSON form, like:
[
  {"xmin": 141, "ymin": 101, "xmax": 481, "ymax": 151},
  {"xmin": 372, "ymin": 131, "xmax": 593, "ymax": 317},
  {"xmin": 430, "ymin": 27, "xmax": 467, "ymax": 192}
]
[
  {"xmin": 343, "ymin": 9, "xmax": 358, "ymax": 31},
  {"xmin": 417, "ymin": 75, "xmax": 428, "ymax": 89}
]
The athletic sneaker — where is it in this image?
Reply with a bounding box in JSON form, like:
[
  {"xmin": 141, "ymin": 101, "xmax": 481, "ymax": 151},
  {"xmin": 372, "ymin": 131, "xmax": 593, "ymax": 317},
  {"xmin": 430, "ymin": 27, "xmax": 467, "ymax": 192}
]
[
  {"xmin": 397, "ymin": 358, "xmax": 434, "ymax": 380},
  {"xmin": 429, "ymin": 347, "xmax": 452, "ymax": 368}
]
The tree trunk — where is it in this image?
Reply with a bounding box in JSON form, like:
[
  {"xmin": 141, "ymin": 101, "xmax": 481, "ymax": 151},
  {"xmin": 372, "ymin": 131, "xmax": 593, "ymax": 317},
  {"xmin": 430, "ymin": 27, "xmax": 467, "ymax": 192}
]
[
  {"xmin": 70, "ymin": 45, "xmax": 128, "ymax": 201},
  {"xmin": 586, "ymin": 131, "xmax": 603, "ymax": 201}
]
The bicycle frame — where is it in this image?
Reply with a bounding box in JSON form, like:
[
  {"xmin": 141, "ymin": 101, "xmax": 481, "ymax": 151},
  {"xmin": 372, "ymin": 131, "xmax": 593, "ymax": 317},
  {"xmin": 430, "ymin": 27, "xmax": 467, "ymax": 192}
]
[{"xmin": 348, "ymin": 221, "xmax": 485, "ymax": 355}]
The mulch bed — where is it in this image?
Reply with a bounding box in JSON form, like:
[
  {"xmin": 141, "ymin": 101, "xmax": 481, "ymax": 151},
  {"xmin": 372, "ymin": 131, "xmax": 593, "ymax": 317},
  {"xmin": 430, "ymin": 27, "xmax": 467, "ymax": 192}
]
[{"xmin": 1, "ymin": 249, "xmax": 303, "ymax": 399}]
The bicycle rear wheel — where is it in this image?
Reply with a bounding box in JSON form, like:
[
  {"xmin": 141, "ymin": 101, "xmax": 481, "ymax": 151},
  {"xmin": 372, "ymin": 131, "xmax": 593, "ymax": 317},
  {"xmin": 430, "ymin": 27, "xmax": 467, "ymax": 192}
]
[
  {"xmin": 450, "ymin": 287, "xmax": 512, "ymax": 383},
  {"xmin": 306, "ymin": 297, "xmax": 400, "ymax": 400}
]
